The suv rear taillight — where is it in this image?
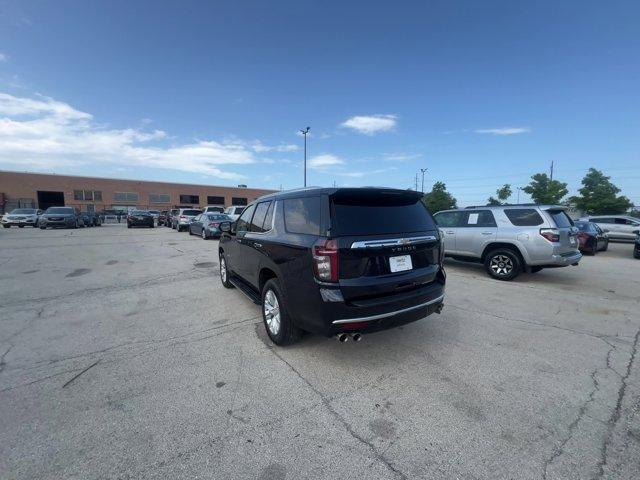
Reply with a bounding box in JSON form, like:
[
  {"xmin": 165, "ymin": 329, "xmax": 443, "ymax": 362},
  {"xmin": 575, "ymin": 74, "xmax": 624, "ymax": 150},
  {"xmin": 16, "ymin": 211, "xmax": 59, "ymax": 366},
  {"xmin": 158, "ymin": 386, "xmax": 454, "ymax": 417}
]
[
  {"xmin": 313, "ymin": 239, "xmax": 339, "ymax": 282},
  {"xmin": 180, "ymin": 215, "xmax": 187, "ymax": 219},
  {"xmin": 209, "ymin": 222, "xmax": 220, "ymax": 227},
  {"xmin": 540, "ymin": 228, "xmax": 560, "ymax": 243}
]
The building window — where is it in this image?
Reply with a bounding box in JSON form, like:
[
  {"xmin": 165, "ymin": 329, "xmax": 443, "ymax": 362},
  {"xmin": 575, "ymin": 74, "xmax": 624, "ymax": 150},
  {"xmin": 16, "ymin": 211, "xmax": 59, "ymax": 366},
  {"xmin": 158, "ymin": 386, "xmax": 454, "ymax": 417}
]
[
  {"xmin": 74, "ymin": 190, "xmax": 102, "ymax": 201},
  {"xmin": 179, "ymin": 194, "xmax": 200, "ymax": 204},
  {"xmin": 114, "ymin": 192, "xmax": 139, "ymax": 203},
  {"xmin": 207, "ymin": 195, "xmax": 225, "ymax": 205},
  {"xmin": 149, "ymin": 193, "xmax": 171, "ymax": 204},
  {"xmin": 232, "ymin": 197, "xmax": 247, "ymax": 206}
]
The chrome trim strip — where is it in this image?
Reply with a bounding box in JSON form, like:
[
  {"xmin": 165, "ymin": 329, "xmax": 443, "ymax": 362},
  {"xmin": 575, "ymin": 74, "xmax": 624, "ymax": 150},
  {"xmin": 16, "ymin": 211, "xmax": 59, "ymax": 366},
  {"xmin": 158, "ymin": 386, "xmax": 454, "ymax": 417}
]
[
  {"xmin": 331, "ymin": 294, "xmax": 444, "ymax": 324},
  {"xmin": 350, "ymin": 235, "xmax": 437, "ymax": 249}
]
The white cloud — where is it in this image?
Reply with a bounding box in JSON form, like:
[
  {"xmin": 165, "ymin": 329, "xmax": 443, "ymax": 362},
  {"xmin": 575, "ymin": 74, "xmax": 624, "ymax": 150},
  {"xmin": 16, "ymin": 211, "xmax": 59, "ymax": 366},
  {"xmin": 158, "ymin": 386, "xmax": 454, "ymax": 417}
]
[
  {"xmin": 341, "ymin": 114, "xmax": 397, "ymax": 135},
  {"xmin": 383, "ymin": 152, "xmax": 422, "ymax": 162},
  {"xmin": 0, "ymin": 53, "xmax": 7, "ymax": 62},
  {"xmin": 252, "ymin": 141, "xmax": 298, "ymax": 153},
  {"xmin": 0, "ymin": 92, "xmax": 261, "ymax": 179},
  {"xmin": 475, "ymin": 127, "xmax": 531, "ymax": 135},
  {"xmin": 338, "ymin": 167, "xmax": 397, "ymax": 178},
  {"xmin": 307, "ymin": 154, "xmax": 344, "ymax": 169}
]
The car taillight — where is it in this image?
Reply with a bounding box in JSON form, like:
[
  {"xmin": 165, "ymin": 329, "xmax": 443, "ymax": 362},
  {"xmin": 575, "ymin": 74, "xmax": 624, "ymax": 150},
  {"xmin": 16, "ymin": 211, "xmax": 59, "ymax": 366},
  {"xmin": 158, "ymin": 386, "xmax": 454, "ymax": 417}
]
[
  {"xmin": 209, "ymin": 222, "xmax": 220, "ymax": 227},
  {"xmin": 313, "ymin": 239, "xmax": 339, "ymax": 282},
  {"xmin": 540, "ymin": 228, "xmax": 560, "ymax": 242},
  {"xmin": 180, "ymin": 215, "xmax": 186, "ymax": 219},
  {"xmin": 577, "ymin": 232, "xmax": 588, "ymax": 240}
]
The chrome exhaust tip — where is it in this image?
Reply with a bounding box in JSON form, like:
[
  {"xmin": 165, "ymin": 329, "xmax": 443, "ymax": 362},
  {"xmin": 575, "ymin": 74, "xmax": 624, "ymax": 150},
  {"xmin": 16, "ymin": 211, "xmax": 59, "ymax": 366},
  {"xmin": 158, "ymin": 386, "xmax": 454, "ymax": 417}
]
[
  {"xmin": 351, "ymin": 333, "xmax": 363, "ymax": 342},
  {"xmin": 336, "ymin": 333, "xmax": 349, "ymax": 343}
]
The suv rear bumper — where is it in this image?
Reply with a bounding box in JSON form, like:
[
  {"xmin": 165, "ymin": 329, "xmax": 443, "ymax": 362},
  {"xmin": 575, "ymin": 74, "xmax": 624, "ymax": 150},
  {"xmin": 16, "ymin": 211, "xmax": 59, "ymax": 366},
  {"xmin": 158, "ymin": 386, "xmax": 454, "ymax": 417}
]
[
  {"xmin": 295, "ymin": 269, "xmax": 446, "ymax": 336},
  {"xmin": 531, "ymin": 250, "xmax": 582, "ymax": 267}
]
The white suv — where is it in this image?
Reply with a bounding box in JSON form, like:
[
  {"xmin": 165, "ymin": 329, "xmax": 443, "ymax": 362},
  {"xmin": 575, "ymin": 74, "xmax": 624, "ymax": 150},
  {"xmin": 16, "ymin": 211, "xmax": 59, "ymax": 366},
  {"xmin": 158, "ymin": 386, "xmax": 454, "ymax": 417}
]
[
  {"xmin": 434, "ymin": 205, "xmax": 582, "ymax": 280},
  {"xmin": 224, "ymin": 206, "xmax": 245, "ymax": 222}
]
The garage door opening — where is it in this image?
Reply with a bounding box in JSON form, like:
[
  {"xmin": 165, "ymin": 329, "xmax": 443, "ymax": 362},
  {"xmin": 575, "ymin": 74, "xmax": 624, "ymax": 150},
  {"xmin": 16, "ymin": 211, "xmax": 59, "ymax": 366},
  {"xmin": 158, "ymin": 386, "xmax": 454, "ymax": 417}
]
[{"xmin": 37, "ymin": 191, "xmax": 65, "ymax": 210}]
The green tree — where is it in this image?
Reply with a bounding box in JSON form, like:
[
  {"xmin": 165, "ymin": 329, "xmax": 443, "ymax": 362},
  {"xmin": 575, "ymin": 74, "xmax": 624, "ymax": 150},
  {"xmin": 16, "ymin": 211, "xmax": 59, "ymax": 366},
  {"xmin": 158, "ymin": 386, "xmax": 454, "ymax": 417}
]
[
  {"xmin": 629, "ymin": 209, "xmax": 640, "ymax": 219},
  {"xmin": 522, "ymin": 173, "xmax": 568, "ymax": 204},
  {"xmin": 570, "ymin": 168, "xmax": 633, "ymax": 214},
  {"xmin": 423, "ymin": 181, "xmax": 457, "ymax": 213},
  {"xmin": 487, "ymin": 184, "xmax": 512, "ymax": 205}
]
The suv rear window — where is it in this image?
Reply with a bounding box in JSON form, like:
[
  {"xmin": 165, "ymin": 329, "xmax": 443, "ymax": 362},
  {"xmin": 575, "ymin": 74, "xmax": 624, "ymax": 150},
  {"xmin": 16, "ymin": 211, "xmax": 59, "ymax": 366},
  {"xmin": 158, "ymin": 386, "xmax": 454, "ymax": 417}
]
[
  {"xmin": 504, "ymin": 209, "xmax": 544, "ymax": 226},
  {"xmin": 182, "ymin": 210, "xmax": 202, "ymax": 216},
  {"xmin": 284, "ymin": 197, "xmax": 320, "ymax": 235},
  {"xmin": 331, "ymin": 194, "xmax": 435, "ymax": 235},
  {"xmin": 548, "ymin": 210, "xmax": 573, "ymax": 228}
]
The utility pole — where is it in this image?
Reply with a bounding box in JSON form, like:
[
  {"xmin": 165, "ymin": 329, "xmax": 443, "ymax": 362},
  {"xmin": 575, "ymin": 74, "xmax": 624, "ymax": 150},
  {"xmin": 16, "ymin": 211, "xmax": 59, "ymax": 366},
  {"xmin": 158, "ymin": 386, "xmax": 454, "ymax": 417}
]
[
  {"xmin": 300, "ymin": 127, "xmax": 310, "ymax": 187},
  {"xmin": 414, "ymin": 173, "xmax": 419, "ymax": 191},
  {"xmin": 420, "ymin": 168, "xmax": 428, "ymax": 193},
  {"xmin": 517, "ymin": 186, "xmax": 524, "ymax": 204},
  {"xmin": 550, "ymin": 161, "xmax": 554, "ymax": 180}
]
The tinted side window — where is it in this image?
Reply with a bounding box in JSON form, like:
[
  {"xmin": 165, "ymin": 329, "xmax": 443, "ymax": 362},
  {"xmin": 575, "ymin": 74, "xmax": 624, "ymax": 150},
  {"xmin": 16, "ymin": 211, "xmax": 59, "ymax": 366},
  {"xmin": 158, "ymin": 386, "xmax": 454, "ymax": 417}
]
[
  {"xmin": 284, "ymin": 197, "xmax": 320, "ymax": 235},
  {"xmin": 596, "ymin": 218, "xmax": 613, "ymax": 223},
  {"xmin": 504, "ymin": 209, "xmax": 544, "ymax": 226},
  {"xmin": 250, "ymin": 201, "xmax": 271, "ymax": 233},
  {"xmin": 262, "ymin": 201, "xmax": 274, "ymax": 231},
  {"xmin": 463, "ymin": 210, "xmax": 496, "ymax": 228},
  {"xmin": 236, "ymin": 204, "xmax": 256, "ymax": 233},
  {"xmin": 433, "ymin": 211, "xmax": 462, "ymax": 228}
]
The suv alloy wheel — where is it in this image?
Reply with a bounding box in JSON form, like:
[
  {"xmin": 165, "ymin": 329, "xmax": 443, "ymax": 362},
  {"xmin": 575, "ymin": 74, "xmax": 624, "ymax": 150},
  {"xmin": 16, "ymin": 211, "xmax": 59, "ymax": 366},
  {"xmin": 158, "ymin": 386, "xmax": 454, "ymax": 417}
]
[
  {"xmin": 202, "ymin": 229, "xmax": 207, "ymax": 240},
  {"xmin": 484, "ymin": 249, "xmax": 522, "ymax": 281},
  {"xmin": 261, "ymin": 278, "xmax": 301, "ymax": 346},
  {"xmin": 219, "ymin": 254, "xmax": 234, "ymax": 289}
]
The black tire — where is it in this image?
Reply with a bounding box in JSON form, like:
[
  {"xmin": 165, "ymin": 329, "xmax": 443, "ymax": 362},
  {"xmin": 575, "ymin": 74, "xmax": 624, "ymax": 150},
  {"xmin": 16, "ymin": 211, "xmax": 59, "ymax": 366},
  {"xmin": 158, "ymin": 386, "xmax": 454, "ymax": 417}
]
[
  {"xmin": 40, "ymin": 226, "xmax": 46, "ymax": 230},
  {"xmin": 601, "ymin": 240, "xmax": 608, "ymax": 252},
  {"xmin": 530, "ymin": 266, "xmax": 544, "ymax": 273},
  {"xmin": 188, "ymin": 226, "xmax": 193, "ymax": 235},
  {"xmin": 219, "ymin": 253, "xmax": 235, "ymax": 289},
  {"xmin": 73, "ymin": 221, "xmax": 79, "ymax": 229},
  {"xmin": 127, "ymin": 223, "xmax": 132, "ymax": 229},
  {"xmin": 2, "ymin": 225, "xmax": 9, "ymax": 228},
  {"xmin": 18, "ymin": 225, "xmax": 24, "ymax": 228},
  {"xmin": 590, "ymin": 242, "xmax": 598, "ymax": 255},
  {"xmin": 261, "ymin": 278, "xmax": 301, "ymax": 346},
  {"xmin": 484, "ymin": 248, "xmax": 522, "ymax": 281},
  {"xmin": 150, "ymin": 224, "xmax": 154, "ymax": 228}
]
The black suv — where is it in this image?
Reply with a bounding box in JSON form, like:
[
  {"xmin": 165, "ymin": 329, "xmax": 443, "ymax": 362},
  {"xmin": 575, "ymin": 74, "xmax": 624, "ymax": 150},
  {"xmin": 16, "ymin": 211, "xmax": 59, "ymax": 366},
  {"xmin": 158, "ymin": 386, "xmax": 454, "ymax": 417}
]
[{"xmin": 218, "ymin": 187, "xmax": 446, "ymax": 345}]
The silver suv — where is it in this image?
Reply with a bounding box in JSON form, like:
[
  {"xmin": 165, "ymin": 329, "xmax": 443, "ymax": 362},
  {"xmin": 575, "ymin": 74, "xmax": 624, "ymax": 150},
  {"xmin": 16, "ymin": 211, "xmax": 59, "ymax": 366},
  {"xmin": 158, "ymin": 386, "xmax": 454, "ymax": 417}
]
[{"xmin": 433, "ymin": 205, "xmax": 582, "ymax": 280}]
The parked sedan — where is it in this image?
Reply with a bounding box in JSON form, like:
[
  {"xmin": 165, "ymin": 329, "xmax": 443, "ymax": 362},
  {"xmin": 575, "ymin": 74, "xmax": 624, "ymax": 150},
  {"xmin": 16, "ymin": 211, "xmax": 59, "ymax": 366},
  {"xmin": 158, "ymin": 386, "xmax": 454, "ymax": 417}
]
[
  {"xmin": 78, "ymin": 211, "xmax": 93, "ymax": 227},
  {"xmin": 574, "ymin": 221, "xmax": 609, "ymax": 255},
  {"xmin": 39, "ymin": 207, "xmax": 84, "ymax": 229},
  {"xmin": 158, "ymin": 210, "xmax": 170, "ymax": 226},
  {"xmin": 188, "ymin": 213, "xmax": 232, "ymax": 239},
  {"xmin": 1, "ymin": 208, "xmax": 43, "ymax": 228},
  {"xmin": 127, "ymin": 210, "xmax": 155, "ymax": 228}
]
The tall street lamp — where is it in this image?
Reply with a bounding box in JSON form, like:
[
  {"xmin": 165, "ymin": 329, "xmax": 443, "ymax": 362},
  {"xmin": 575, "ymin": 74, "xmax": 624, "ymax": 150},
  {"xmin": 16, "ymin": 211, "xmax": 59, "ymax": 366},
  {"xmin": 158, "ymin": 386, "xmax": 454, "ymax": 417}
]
[
  {"xmin": 300, "ymin": 127, "xmax": 310, "ymax": 187},
  {"xmin": 420, "ymin": 168, "xmax": 428, "ymax": 193}
]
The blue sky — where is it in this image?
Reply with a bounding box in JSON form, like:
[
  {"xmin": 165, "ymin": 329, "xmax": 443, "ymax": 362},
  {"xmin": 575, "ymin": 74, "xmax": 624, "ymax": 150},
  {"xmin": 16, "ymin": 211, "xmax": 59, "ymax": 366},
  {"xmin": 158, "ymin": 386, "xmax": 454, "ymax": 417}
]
[{"xmin": 0, "ymin": 0, "xmax": 638, "ymax": 206}]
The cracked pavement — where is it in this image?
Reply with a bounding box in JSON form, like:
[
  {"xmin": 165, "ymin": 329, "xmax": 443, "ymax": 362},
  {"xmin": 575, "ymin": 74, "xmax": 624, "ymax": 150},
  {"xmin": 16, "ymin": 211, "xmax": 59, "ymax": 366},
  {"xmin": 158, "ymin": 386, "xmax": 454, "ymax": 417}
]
[{"xmin": 1, "ymin": 224, "xmax": 639, "ymax": 479}]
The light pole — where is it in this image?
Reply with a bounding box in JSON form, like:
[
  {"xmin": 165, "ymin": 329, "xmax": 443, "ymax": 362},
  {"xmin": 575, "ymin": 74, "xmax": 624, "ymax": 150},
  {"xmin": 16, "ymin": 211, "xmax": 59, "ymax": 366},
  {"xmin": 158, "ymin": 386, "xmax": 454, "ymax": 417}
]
[
  {"xmin": 300, "ymin": 127, "xmax": 310, "ymax": 187},
  {"xmin": 420, "ymin": 168, "xmax": 428, "ymax": 193},
  {"xmin": 517, "ymin": 187, "xmax": 524, "ymax": 204}
]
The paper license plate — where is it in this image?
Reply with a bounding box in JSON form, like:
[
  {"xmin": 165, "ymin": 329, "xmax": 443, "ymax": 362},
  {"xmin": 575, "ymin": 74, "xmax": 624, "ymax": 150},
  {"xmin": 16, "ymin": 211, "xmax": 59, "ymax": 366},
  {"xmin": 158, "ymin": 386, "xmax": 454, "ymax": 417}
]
[{"xmin": 389, "ymin": 255, "xmax": 413, "ymax": 273}]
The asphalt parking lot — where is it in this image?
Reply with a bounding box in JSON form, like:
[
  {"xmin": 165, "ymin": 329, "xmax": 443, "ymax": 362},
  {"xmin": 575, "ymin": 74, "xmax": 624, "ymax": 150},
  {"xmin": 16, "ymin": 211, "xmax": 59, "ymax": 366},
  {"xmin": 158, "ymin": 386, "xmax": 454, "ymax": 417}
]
[{"xmin": 1, "ymin": 224, "xmax": 638, "ymax": 480}]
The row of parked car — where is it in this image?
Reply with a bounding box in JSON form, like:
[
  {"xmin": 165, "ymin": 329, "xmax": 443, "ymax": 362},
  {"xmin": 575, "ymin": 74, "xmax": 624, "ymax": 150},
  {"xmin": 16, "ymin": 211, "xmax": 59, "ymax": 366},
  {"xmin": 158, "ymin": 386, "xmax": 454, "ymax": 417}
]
[{"xmin": 1, "ymin": 207, "xmax": 102, "ymax": 229}]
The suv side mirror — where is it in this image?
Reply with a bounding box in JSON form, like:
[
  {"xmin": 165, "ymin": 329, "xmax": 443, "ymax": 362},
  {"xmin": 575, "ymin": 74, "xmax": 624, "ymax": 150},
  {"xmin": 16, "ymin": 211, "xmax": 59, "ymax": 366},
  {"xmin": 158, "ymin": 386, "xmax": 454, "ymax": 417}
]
[{"xmin": 220, "ymin": 222, "xmax": 231, "ymax": 233}]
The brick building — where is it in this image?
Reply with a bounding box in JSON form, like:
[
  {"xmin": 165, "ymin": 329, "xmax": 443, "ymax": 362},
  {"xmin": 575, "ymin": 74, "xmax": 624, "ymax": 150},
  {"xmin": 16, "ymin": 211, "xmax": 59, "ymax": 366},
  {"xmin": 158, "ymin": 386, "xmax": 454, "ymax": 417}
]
[{"xmin": 0, "ymin": 170, "xmax": 277, "ymax": 214}]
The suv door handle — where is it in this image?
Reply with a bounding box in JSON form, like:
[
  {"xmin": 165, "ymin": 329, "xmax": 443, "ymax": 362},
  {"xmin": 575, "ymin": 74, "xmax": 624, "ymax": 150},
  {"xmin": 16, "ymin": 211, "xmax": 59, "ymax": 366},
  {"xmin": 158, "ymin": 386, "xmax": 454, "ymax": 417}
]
[
  {"xmin": 481, "ymin": 232, "xmax": 493, "ymax": 235},
  {"xmin": 445, "ymin": 230, "xmax": 454, "ymax": 234},
  {"xmin": 254, "ymin": 243, "xmax": 262, "ymax": 248}
]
